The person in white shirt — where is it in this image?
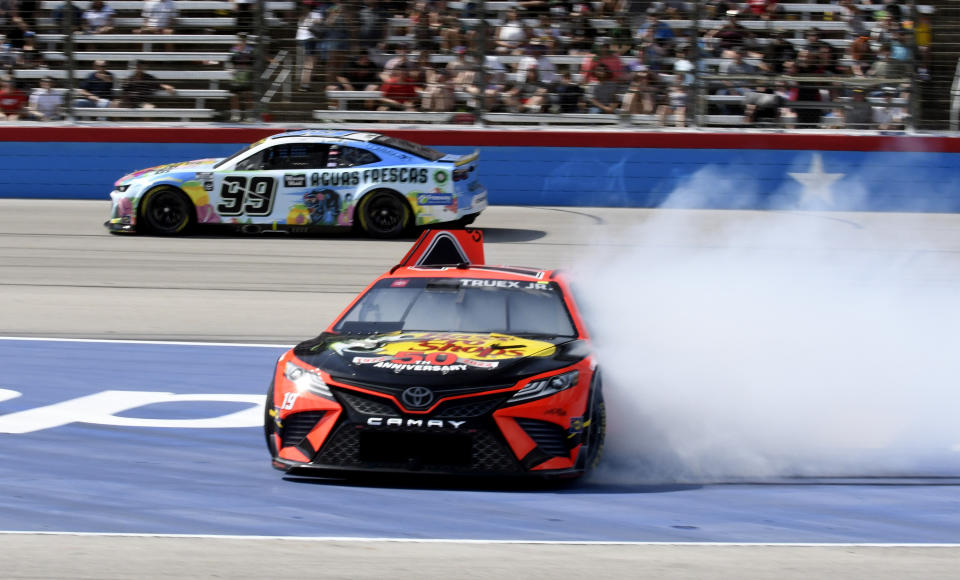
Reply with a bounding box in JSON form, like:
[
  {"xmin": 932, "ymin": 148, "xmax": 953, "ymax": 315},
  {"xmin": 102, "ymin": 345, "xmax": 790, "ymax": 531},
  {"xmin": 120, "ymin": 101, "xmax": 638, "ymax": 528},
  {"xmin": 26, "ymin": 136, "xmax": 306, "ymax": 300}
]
[
  {"xmin": 82, "ymin": 0, "xmax": 114, "ymax": 34},
  {"xmin": 26, "ymin": 77, "xmax": 64, "ymax": 121},
  {"xmin": 136, "ymin": 0, "xmax": 177, "ymax": 34}
]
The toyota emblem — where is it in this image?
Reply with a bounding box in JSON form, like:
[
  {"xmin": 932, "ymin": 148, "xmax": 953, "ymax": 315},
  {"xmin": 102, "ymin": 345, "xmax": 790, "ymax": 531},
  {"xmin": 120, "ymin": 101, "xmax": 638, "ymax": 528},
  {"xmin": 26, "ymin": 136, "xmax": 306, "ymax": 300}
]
[{"xmin": 401, "ymin": 386, "xmax": 435, "ymax": 409}]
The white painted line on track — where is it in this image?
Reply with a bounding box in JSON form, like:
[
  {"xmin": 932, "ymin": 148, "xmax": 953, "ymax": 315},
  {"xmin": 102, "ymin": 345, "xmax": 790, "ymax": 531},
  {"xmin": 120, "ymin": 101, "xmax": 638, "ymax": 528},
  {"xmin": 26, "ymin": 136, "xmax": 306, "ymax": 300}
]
[
  {"xmin": 0, "ymin": 531, "xmax": 958, "ymax": 547},
  {"xmin": 0, "ymin": 336, "xmax": 291, "ymax": 348}
]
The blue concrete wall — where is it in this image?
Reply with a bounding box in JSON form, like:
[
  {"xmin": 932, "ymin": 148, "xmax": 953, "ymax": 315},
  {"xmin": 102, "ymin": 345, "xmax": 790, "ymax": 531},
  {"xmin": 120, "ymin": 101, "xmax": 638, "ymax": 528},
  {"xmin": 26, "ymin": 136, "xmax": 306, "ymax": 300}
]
[{"xmin": 2, "ymin": 130, "xmax": 959, "ymax": 212}]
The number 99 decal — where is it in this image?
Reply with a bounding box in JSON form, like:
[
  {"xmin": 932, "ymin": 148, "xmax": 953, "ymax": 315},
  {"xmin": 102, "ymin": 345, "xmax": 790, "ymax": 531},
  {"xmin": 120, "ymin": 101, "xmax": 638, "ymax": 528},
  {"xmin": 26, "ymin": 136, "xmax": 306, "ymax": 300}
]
[{"xmin": 216, "ymin": 176, "xmax": 277, "ymax": 217}]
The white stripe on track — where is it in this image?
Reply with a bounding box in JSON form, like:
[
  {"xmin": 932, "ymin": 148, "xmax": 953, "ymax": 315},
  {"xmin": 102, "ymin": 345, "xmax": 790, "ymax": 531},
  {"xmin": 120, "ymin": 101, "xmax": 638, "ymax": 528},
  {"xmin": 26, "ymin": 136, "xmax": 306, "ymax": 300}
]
[{"xmin": 0, "ymin": 531, "xmax": 958, "ymax": 547}]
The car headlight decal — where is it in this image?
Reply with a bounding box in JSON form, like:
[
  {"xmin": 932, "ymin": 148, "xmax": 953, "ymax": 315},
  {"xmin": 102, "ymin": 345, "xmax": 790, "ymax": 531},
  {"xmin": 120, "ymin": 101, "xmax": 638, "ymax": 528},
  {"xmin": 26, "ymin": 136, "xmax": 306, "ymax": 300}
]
[
  {"xmin": 507, "ymin": 370, "xmax": 579, "ymax": 404},
  {"xmin": 284, "ymin": 362, "xmax": 333, "ymax": 398},
  {"xmin": 115, "ymin": 184, "xmax": 131, "ymax": 193}
]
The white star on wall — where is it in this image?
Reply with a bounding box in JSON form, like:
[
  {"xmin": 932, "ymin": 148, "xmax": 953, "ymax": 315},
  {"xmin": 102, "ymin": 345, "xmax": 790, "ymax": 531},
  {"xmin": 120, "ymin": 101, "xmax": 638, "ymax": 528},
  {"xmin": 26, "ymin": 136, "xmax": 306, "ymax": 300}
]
[{"xmin": 788, "ymin": 153, "xmax": 845, "ymax": 205}]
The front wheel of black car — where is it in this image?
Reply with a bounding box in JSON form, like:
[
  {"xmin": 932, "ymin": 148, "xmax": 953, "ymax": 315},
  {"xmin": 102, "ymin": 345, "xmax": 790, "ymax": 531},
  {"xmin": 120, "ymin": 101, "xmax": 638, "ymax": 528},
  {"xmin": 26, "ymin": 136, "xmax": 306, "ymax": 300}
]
[
  {"xmin": 579, "ymin": 385, "xmax": 606, "ymax": 474},
  {"xmin": 357, "ymin": 190, "xmax": 411, "ymax": 238},
  {"xmin": 140, "ymin": 186, "xmax": 194, "ymax": 235},
  {"xmin": 264, "ymin": 381, "xmax": 278, "ymax": 459}
]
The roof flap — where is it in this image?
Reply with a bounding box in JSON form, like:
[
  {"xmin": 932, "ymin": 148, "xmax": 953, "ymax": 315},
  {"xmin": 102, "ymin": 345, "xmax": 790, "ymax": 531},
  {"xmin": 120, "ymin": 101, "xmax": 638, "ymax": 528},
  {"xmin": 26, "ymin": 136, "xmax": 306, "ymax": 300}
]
[{"xmin": 394, "ymin": 229, "xmax": 485, "ymax": 270}]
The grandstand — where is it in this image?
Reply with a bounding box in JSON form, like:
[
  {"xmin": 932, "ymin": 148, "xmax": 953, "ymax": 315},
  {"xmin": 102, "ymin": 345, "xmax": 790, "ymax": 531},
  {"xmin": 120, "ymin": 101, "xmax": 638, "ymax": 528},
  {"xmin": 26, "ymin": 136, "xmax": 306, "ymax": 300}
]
[{"xmin": 0, "ymin": 0, "xmax": 955, "ymax": 130}]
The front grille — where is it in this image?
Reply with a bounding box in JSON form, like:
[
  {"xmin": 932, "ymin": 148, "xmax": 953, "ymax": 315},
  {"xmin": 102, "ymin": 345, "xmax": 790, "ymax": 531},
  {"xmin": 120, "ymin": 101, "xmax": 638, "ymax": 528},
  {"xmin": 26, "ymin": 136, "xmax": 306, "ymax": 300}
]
[
  {"xmin": 433, "ymin": 396, "xmax": 505, "ymax": 418},
  {"xmin": 280, "ymin": 411, "xmax": 326, "ymax": 448},
  {"xmin": 338, "ymin": 390, "xmax": 399, "ymax": 416},
  {"xmin": 313, "ymin": 423, "xmax": 520, "ymax": 473},
  {"xmin": 515, "ymin": 418, "xmax": 570, "ymax": 457}
]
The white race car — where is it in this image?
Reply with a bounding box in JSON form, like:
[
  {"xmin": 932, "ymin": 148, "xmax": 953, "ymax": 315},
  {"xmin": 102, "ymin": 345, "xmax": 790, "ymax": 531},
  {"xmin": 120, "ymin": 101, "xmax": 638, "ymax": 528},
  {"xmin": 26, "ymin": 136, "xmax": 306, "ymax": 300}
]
[{"xmin": 106, "ymin": 130, "xmax": 487, "ymax": 238}]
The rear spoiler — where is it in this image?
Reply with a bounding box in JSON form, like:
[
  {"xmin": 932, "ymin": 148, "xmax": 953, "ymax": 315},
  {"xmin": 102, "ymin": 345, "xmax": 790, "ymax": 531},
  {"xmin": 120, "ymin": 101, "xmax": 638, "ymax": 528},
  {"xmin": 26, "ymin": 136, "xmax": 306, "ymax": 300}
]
[
  {"xmin": 392, "ymin": 229, "xmax": 485, "ymax": 271},
  {"xmin": 454, "ymin": 150, "xmax": 480, "ymax": 166}
]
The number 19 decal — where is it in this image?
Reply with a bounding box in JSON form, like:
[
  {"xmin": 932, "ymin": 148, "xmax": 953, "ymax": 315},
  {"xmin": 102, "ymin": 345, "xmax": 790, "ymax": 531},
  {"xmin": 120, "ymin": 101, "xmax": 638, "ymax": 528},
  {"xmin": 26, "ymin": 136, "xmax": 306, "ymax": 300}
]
[{"xmin": 217, "ymin": 176, "xmax": 277, "ymax": 217}]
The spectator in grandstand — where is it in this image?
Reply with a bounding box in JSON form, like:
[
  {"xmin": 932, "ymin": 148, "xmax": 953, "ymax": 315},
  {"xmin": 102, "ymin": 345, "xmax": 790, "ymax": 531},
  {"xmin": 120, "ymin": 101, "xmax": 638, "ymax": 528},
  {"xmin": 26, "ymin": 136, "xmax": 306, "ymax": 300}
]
[
  {"xmin": 329, "ymin": 50, "xmax": 379, "ymax": 93},
  {"xmin": 605, "ymin": 14, "xmax": 634, "ymax": 57},
  {"xmin": 581, "ymin": 40, "xmax": 626, "ymax": 84},
  {"xmin": 462, "ymin": 54, "xmax": 509, "ymax": 112},
  {"xmin": 872, "ymin": 85, "xmax": 907, "ymax": 130},
  {"xmin": 869, "ymin": 10, "xmax": 897, "ymax": 51},
  {"xmin": 24, "ymin": 76, "xmax": 62, "ymax": 120},
  {"xmin": 134, "ymin": 0, "xmax": 177, "ymax": 35},
  {"xmin": 51, "ymin": 0, "xmax": 83, "ymax": 32},
  {"xmin": 584, "ymin": 63, "xmax": 620, "ymax": 114},
  {"xmin": 16, "ymin": 30, "xmax": 43, "ymax": 69},
  {"xmin": 636, "ymin": 8, "xmax": 674, "ymax": 46},
  {"xmin": 227, "ymin": 32, "xmax": 254, "ymax": 121},
  {"xmin": 494, "ymin": 8, "xmax": 531, "ymax": 55},
  {"xmin": 742, "ymin": 84, "xmax": 787, "ymax": 125},
  {"xmin": 232, "ymin": 0, "xmax": 255, "ymax": 33},
  {"xmin": 119, "ymin": 60, "xmax": 176, "ymax": 108},
  {"xmin": 0, "ymin": 0, "xmax": 27, "ymax": 48},
  {"xmin": 0, "ymin": 34, "xmax": 17, "ymax": 70},
  {"xmin": 356, "ymin": 0, "xmax": 386, "ymax": 56},
  {"xmin": 842, "ymin": 4, "xmax": 869, "ymax": 40},
  {"xmin": 74, "ymin": 60, "xmax": 116, "ymax": 108},
  {"xmin": 321, "ymin": 0, "xmax": 352, "ymax": 86},
  {"xmin": 551, "ymin": 70, "xmax": 585, "ymax": 113},
  {"xmin": 672, "ymin": 46, "xmax": 695, "ymax": 86},
  {"xmin": 714, "ymin": 46, "xmax": 756, "ymax": 112},
  {"xmin": 381, "ymin": 43, "xmax": 413, "ymax": 82},
  {"xmin": 17, "ymin": 0, "xmax": 38, "ymax": 30},
  {"xmin": 566, "ymin": 8, "xmax": 598, "ymax": 54},
  {"xmin": 745, "ymin": 0, "xmax": 778, "ymax": 20},
  {"xmin": 295, "ymin": 3, "xmax": 324, "ymax": 91},
  {"xmin": 377, "ymin": 68, "xmax": 421, "ymax": 111},
  {"xmin": 621, "ymin": 69, "xmax": 659, "ymax": 114},
  {"xmin": 502, "ymin": 65, "xmax": 551, "ymax": 113},
  {"xmin": 0, "ymin": 75, "xmax": 27, "ymax": 119},
  {"xmin": 914, "ymin": 14, "xmax": 931, "ymax": 81},
  {"xmin": 704, "ymin": 9, "xmax": 751, "ymax": 57},
  {"xmin": 701, "ymin": 0, "xmax": 733, "ymax": 20},
  {"xmin": 841, "ymin": 87, "xmax": 872, "ymax": 129},
  {"xmin": 657, "ymin": 75, "xmax": 687, "ymax": 126},
  {"xmin": 867, "ymin": 43, "xmax": 903, "ymax": 79},
  {"xmin": 759, "ymin": 29, "xmax": 795, "ymax": 75},
  {"xmin": 790, "ymin": 49, "xmax": 824, "ymax": 128},
  {"xmin": 420, "ymin": 68, "xmax": 455, "ymax": 112},
  {"xmin": 82, "ymin": 0, "xmax": 114, "ymax": 34},
  {"xmin": 528, "ymin": 14, "xmax": 562, "ymax": 53},
  {"xmin": 516, "ymin": 38, "xmax": 557, "ymax": 84},
  {"xmin": 845, "ymin": 35, "xmax": 873, "ymax": 77}
]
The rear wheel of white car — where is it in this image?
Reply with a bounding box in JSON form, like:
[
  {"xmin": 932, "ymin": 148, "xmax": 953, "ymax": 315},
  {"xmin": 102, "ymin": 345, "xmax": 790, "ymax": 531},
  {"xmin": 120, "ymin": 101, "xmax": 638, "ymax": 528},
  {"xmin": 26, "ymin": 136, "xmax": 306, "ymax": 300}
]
[
  {"xmin": 358, "ymin": 190, "xmax": 410, "ymax": 238},
  {"xmin": 140, "ymin": 186, "xmax": 194, "ymax": 235}
]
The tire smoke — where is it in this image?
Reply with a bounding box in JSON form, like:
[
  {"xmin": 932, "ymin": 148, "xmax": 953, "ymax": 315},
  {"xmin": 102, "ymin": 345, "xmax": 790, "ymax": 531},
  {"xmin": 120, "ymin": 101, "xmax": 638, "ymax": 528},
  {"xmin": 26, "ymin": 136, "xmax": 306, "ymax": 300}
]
[{"xmin": 572, "ymin": 188, "xmax": 960, "ymax": 483}]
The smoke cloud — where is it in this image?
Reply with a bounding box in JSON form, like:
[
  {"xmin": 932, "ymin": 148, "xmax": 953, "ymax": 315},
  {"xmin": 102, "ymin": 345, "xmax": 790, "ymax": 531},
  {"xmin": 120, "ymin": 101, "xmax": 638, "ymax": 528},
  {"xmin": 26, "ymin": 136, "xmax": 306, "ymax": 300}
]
[{"xmin": 572, "ymin": 166, "xmax": 960, "ymax": 483}]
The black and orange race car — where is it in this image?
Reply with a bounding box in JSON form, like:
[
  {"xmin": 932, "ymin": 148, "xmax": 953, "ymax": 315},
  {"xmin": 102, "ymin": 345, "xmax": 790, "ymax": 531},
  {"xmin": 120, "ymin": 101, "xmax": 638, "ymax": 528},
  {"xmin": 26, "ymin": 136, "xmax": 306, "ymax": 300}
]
[{"xmin": 265, "ymin": 229, "xmax": 605, "ymax": 478}]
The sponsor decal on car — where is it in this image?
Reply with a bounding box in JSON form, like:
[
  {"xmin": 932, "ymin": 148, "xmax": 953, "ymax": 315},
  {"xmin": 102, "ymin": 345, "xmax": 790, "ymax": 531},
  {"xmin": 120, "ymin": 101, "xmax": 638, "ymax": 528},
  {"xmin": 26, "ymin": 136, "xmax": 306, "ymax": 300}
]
[
  {"xmin": 284, "ymin": 174, "xmax": 307, "ymax": 188},
  {"xmin": 417, "ymin": 193, "xmax": 455, "ymax": 206},
  {"xmin": 333, "ymin": 332, "xmax": 556, "ymax": 369}
]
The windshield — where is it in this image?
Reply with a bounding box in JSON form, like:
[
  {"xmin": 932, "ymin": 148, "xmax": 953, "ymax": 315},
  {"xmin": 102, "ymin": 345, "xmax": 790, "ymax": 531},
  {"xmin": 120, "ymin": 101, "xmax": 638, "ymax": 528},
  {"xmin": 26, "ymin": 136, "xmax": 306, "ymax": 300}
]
[
  {"xmin": 213, "ymin": 139, "xmax": 264, "ymax": 168},
  {"xmin": 371, "ymin": 135, "xmax": 446, "ymax": 162},
  {"xmin": 335, "ymin": 278, "xmax": 577, "ymax": 337}
]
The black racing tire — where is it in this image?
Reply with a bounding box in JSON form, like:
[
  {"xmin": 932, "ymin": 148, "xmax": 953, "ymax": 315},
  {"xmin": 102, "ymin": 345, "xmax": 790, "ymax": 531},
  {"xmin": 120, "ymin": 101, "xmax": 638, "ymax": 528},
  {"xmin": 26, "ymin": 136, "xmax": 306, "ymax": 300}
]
[
  {"xmin": 579, "ymin": 380, "xmax": 606, "ymax": 474},
  {"xmin": 264, "ymin": 380, "xmax": 278, "ymax": 459},
  {"xmin": 357, "ymin": 189, "xmax": 411, "ymax": 238},
  {"xmin": 139, "ymin": 186, "xmax": 194, "ymax": 235}
]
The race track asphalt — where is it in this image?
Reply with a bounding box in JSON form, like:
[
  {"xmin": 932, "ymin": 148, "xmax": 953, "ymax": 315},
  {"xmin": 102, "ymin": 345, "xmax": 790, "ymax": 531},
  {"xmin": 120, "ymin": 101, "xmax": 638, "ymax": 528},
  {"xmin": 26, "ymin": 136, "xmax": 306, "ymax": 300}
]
[{"xmin": 1, "ymin": 200, "xmax": 959, "ymax": 579}]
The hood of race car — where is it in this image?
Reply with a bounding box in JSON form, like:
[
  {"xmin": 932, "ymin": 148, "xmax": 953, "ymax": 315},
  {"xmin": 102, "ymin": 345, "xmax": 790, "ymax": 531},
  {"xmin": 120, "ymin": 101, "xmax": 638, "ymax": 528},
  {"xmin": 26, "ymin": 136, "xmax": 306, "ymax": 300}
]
[
  {"xmin": 114, "ymin": 158, "xmax": 222, "ymax": 187},
  {"xmin": 292, "ymin": 331, "xmax": 587, "ymax": 389}
]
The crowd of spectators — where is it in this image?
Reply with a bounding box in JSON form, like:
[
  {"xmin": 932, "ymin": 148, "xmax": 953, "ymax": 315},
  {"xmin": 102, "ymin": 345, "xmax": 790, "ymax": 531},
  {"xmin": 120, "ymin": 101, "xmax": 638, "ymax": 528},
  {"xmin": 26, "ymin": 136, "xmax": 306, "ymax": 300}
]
[{"xmin": 0, "ymin": 0, "xmax": 929, "ymax": 128}]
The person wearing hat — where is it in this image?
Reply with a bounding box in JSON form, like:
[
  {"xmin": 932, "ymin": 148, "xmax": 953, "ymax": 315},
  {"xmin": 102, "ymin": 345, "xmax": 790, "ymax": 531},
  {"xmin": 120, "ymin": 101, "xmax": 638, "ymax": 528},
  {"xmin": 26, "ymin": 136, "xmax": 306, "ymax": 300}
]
[
  {"xmin": 17, "ymin": 31, "xmax": 45, "ymax": 70},
  {"xmin": 842, "ymin": 87, "xmax": 873, "ymax": 129},
  {"xmin": 74, "ymin": 60, "xmax": 117, "ymax": 108}
]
